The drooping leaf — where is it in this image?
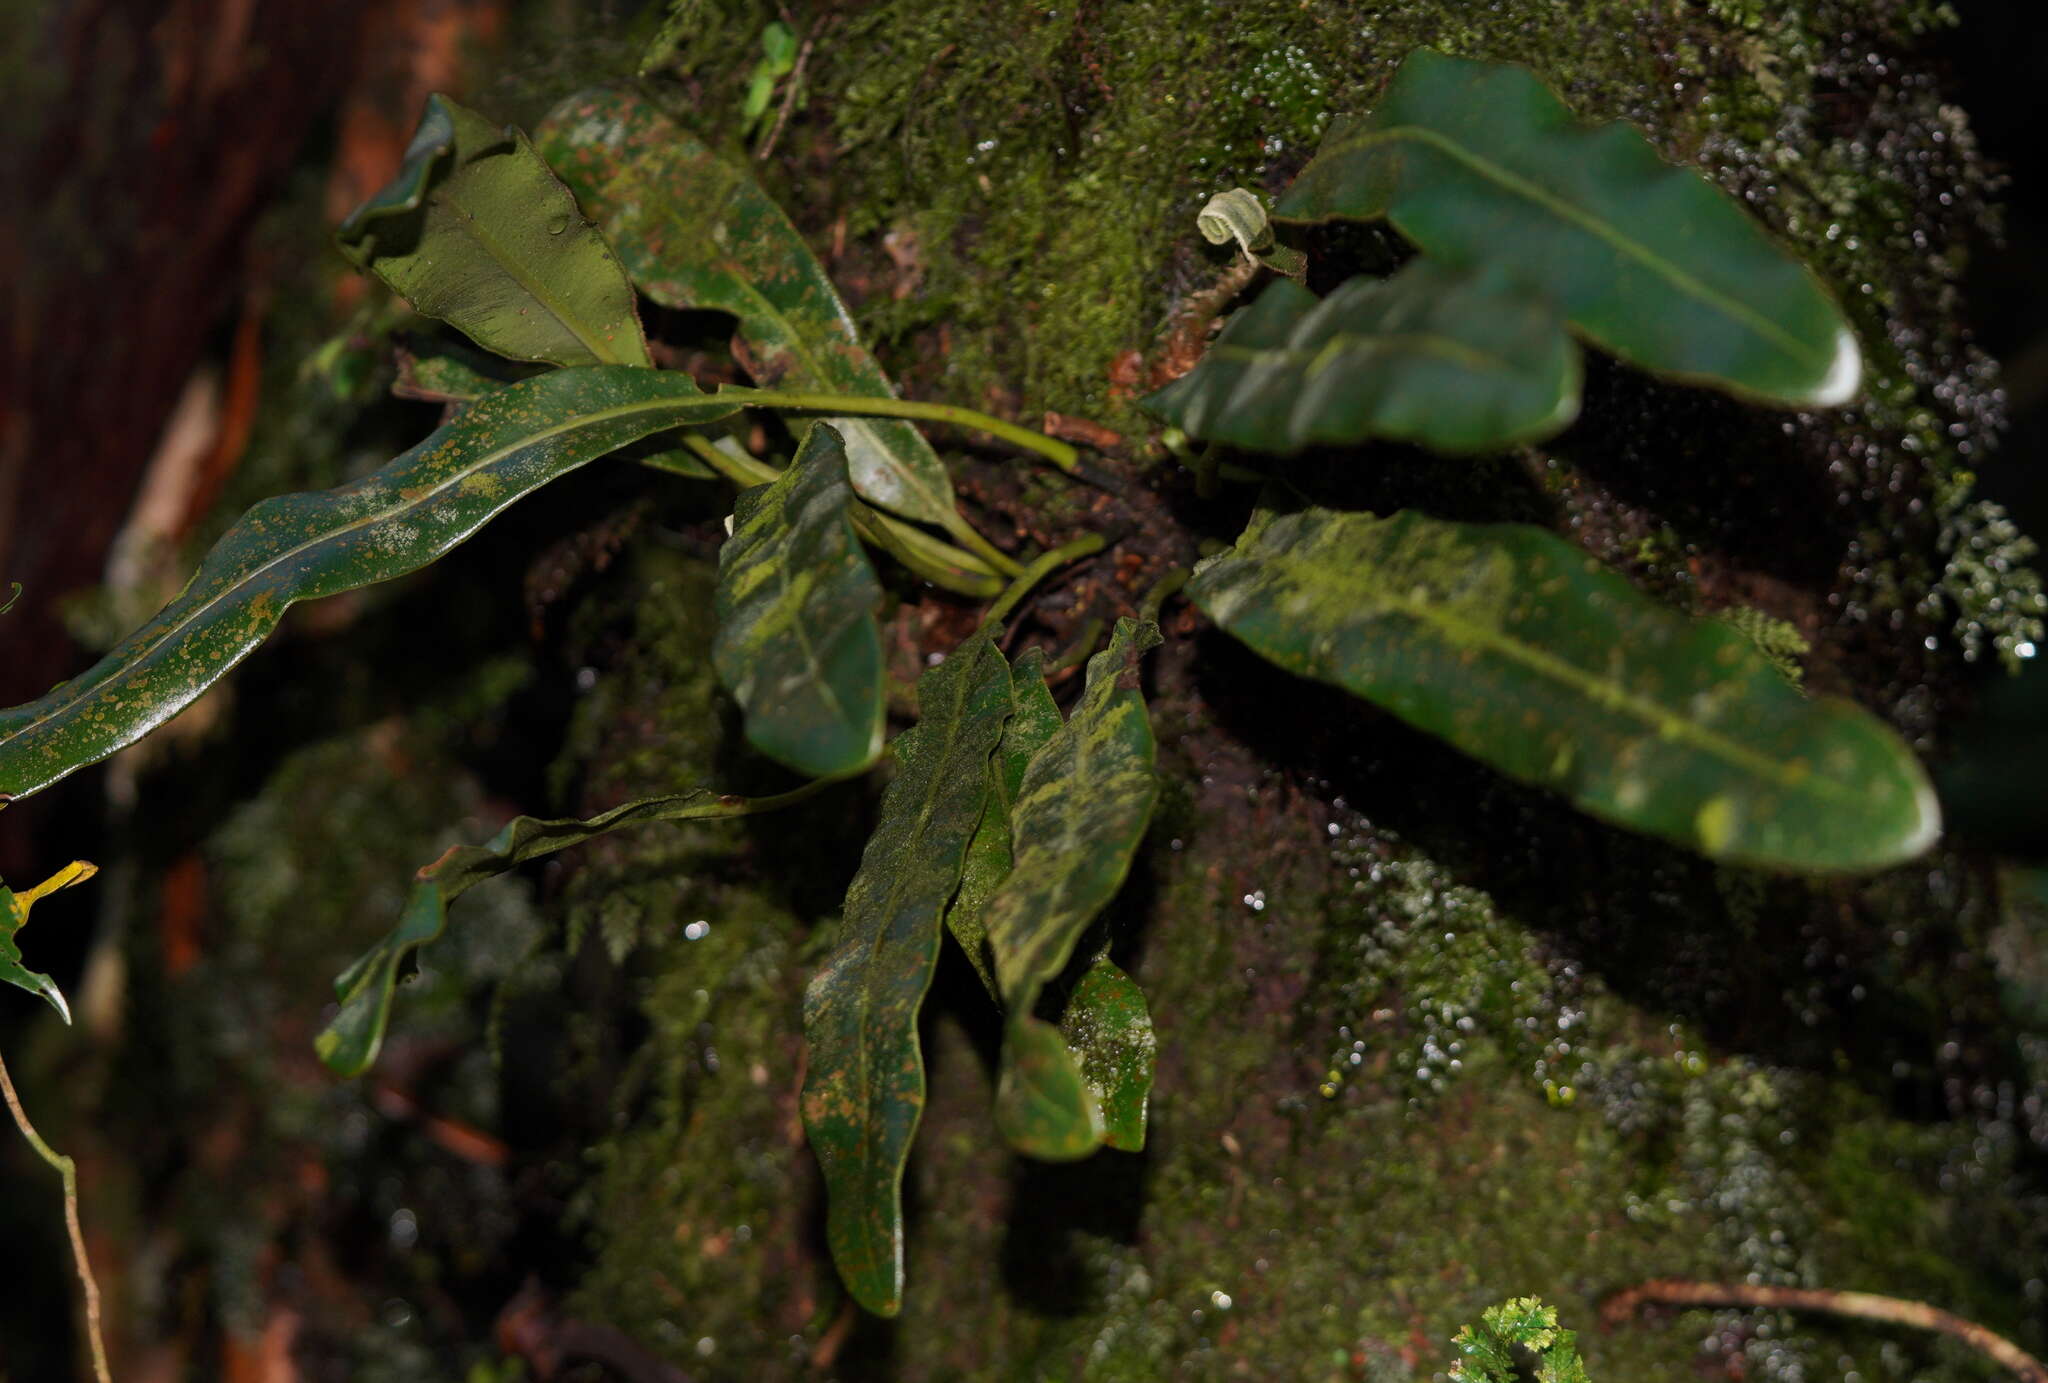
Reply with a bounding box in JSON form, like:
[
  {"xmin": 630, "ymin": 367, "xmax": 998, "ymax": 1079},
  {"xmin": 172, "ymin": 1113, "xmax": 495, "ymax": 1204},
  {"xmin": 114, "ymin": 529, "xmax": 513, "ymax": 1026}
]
[
  {"xmin": 985, "ymin": 619, "xmax": 1160, "ymax": 1157},
  {"xmin": 985, "ymin": 619, "xmax": 1161, "ymax": 1006},
  {"xmin": 713, "ymin": 424, "xmax": 885, "ymax": 779},
  {"xmin": 0, "ymin": 368, "xmax": 741, "ymax": 799},
  {"xmin": 535, "ymin": 88, "xmax": 960, "ymax": 527},
  {"xmin": 1189, "ymin": 501, "xmax": 1939, "ymax": 871},
  {"xmin": 993, "ymin": 1015, "xmax": 1104, "ymax": 1160},
  {"xmin": 802, "ymin": 630, "xmax": 1012, "ymax": 1316},
  {"xmin": 1058, "ymin": 957, "xmax": 1156, "ymax": 1151},
  {"xmin": 1142, "ymin": 263, "xmax": 1580, "ymax": 455},
  {"xmin": 391, "ymin": 339, "xmax": 542, "ymax": 403},
  {"xmin": 0, "ymin": 861, "xmax": 96, "ymax": 1023},
  {"xmin": 945, "ymin": 648, "xmax": 1059, "ymax": 997},
  {"xmin": 338, "ymin": 93, "xmax": 652, "ymax": 369},
  {"xmin": 316, "ymin": 783, "xmax": 820, "ymax": 1077},
  {"xmin": 1272, "ymin": 48, "xmax": 1861, "ymax": 407}
]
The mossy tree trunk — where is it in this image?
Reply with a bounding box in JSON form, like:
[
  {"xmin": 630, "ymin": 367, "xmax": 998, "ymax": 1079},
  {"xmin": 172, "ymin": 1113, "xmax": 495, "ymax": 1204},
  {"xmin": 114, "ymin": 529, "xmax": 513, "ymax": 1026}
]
[{"xmin": 8, "ymin": 3, "xmax": 2045, "ymax": 1381}]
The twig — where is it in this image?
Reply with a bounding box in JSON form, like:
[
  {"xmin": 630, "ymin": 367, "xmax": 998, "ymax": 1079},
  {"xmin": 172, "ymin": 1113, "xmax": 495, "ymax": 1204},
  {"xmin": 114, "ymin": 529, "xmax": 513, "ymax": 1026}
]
[
  {"xmin": 1601, "ymin": 1279, "xmax": 2047, "ymax": 1383},
  {"xmin": 0, "ymin": 1049, "xmax": 111, "ymax": 1383}
]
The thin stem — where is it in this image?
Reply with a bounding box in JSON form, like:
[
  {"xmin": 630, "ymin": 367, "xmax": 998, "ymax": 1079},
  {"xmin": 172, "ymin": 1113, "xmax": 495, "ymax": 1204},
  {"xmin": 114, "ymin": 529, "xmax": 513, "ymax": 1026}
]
[
  {"xmin": 1602, "ymin": 1280, "xmax": 2047, "ymax": 1383},
  {"xmin": 674, "ymin": 433, "xmax": 1003, "ymax": 597},
  {"xmin": 1045, "ymin": 617, "xmax": 1107, "ymax": 675},
  {"xmin": 0, "ymin": 1050, "xmax": 111, "ymax": 1383},
  {"xmin": 727, "ymin": 389, "xmax": 1081, "ymax": 474},
  {"xmin": 987, "ymin": 532, "xmax": 1107, "ymax": 627},
  {"xmin": 1138, "ymin": 566, "xmax": 1189, "ymax": 625},
  {"xmin": 934, "ymin": 509, "xmax": 1024, "ymax": 578}
]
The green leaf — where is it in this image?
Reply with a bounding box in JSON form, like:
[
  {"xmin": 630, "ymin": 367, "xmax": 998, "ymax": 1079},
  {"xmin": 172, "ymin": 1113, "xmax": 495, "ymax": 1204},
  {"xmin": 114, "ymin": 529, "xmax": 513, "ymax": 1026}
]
[
  {"xmin": 1142, "ymin": 263, "xmax": 1580, "ymax": 455},
  {"xmin": 1059, "ymin": 957, "xmax": 1156, "ymax": 1151},
  {"xmin": 338, "ymin": 94, "xmax": 652, "ymax": 369},
  {"xmin": 316, "ymin": 784, "xmax": 819, "ymax": 1077},
  {"xmin": 993, "ymin": 1015, "xmax": 1104, "ymax": 1161},
  {"xmin": 945, "ymin": 648, "xmax": 1059, "ymax": 997},
  {"xmin": 713, "ymin": 423, "xmax": 885, "ymax": 779},
  {"xmin": 802, "ymin": 629, "xmax": 1012, "ymax": 1316},
  {"xmin": 535, "ymin": 88, "xmax": 960, "ymax": 527},
  {"xmin": 1450, "ymin": 1298, "xmax": 1592, "ymax": 1383},
  {"xmin": 392, "ymin": 340, "xmax": 542, "ymax": 403},
  {"xmin": 0, "ymin": 368, "xmax": 740, "ymax": 799},
  {"xmin": 1272, "ymin": 48, "xmax": 1860, "ymax": 407},
  {"xmin": 985, "ymin": 619, "xmax": 1160, "ymax": 1157},
  {"xmin": 0, "ymin": 861, "xmax": 96, "ymax": 1022},
  {"xmin": 1189, "ymin": 501, "xmax": 1939, "ymax": 872}
]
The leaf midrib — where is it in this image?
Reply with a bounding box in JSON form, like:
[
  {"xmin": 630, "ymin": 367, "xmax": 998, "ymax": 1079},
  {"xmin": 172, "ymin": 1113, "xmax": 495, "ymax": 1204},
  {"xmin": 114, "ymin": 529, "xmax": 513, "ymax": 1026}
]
[
  {"xmin": 1260, "ymin": 542, "xmax": 1866, "ymax": 806},
  {"xmin": 0, "ymin": 390, "xmax": 706, "ymax": 755},
  {"xmin": 1305, "ymin": 124, "xmax": 1820, "ymax": 369},
  {"xmin": 443, "ymin": 163, "xmax": 631, "ymax": 366}
]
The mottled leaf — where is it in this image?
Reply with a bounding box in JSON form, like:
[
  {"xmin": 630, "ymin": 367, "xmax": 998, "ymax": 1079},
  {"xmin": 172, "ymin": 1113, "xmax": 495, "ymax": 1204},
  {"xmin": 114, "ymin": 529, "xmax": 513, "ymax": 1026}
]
[
  {"xmin": 1273, "ymin": 49, "xmax": 1860, "ymax": 407},
  {"xmin": 0, "ymin": 368, "xmax": 740, "ymax": 799},
  {"xmin": 802, "ymin": 630, "xmax": 1012, "ymax": 1316},
  {"xmin": 985, "ymin": 620, "xmax": 1160, "ymax": 1157},
  {"xmin": 317, "ymin": 784, "xmax": 816, "ymax": 1077},
  {"xmin": 1059, "ymin": 957, "xmax": 1155, "ymax": 1151},
  {"xmin": 1190, "ymin": 501, "xmax": 1938, "ymax": 871},
  {"xmin": 1143, "ymin": 263, "xmax": 1579, "ymax": 455},
  {"xmin": 945, "ymin": 648, "xmax": 1059, "ymax": 997},
  {"xmin": 536, "ymin": 88, "xmax": 959, "ymax": 526},
  {"xmin": 713, "ymin": 424, "xmax": 885, "ymax": 778},
  {"xmin": 339, "ymin": 94, "xmax": 651, "ymax": 368},
  {"xmin": 0, "ymin": 861, "xmax": 96, "ymax": 1022}
]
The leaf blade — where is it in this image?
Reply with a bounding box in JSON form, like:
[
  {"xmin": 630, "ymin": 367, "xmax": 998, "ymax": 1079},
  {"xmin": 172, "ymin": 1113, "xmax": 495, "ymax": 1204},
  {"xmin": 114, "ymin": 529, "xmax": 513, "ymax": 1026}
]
[
  {"xmin": 1272, "ymin": 49, "xmax": 1859, "ymax": 406},
  {"xmin": 0, "ymin": 861, "xmax": 96, "ymax": 1023},
  {"xmin": 339, "ymin": 94, "xmax": 651, "ymax": 369},
  {"xmin": 713, "ymin": 423, "xmax": 885, "ymax": 779},
  {"xmin": 1059, "ymin": 957, "xmax": 1156, "ymax": 1152},
  {"xmin": 0, "ymin": 368, "xmax": 740, "ymax": 799},
  {"xmin": 945, "ymin": 648, "xmax": 1059, "ymax": 998},
  {"xmin": 1144, "ymin": 264, "xmax": 1580, "ymax": 454},
  {"xmin": 984, "ymin": 620, "xmax": 1160, "ymax": 1158},
  {"xmin": 802, "ymin": 629, "xmax": 1012, "ymax": 1315},
  {"xmin": 1189, "ymin": 502, "xmax": 1938, "ymax": 871},
  {"xmin": 536, "ymin": 87, "xmax": 959, "ymax": 525}
]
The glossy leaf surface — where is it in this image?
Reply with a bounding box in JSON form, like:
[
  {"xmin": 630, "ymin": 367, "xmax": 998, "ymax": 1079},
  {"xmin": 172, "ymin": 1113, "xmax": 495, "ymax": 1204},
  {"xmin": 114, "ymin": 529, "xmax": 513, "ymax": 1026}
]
[
  {"xmin": 1059, "ymin": 957, "xmax": 1156, "ymax": 1151},
  {"xmin": 0, "ymin": 861, "xmax": 96, "ymax": 1022},
  {"xmin": 536, "ymin": 88, "xmax": 958, "ymax": 526},
  {"xmin": 315, "ymin": 785, "xmax": 813, "ymax": 1077},
  {"xmin": 1189, "ymin": 502, "xmax": 1939, "ymax": 871},
  {"xmin": 802, "ymin": 630, "xmax": 1011, "ymax": 1316},
  {"xmin": 714, "ymin": 424, "xmax": 885, "ymax": 778},
  {"xmin": 338, "ymin": 94, "xmax": 651, "ymax": 369},
  {"xmin": 1143, "ymin": 263, "xmax": 1579, "ymax": 454},
  {"xmin": 945, "ymin": 648, "xmax": 1059, "ymax": 998},
  {"xmin": 1273, "ymin": 49, "xmax": 1860, "ymax": 406},
  {"xmin": 0, "ymin": 369, "xmax": 740, "ymax": 799}
]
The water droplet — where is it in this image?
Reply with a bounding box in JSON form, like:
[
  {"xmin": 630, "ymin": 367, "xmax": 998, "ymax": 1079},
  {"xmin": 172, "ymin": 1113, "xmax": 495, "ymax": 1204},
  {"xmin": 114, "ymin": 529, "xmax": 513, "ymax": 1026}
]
[{"xmin": 546, "ymin": 214, "xmax": 570, "ymax": 235}]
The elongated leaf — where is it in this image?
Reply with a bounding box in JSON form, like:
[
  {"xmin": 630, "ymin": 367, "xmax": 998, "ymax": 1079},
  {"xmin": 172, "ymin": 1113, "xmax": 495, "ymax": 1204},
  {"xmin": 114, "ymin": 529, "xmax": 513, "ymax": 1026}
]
[
  {"xmin": 0, "ymin": 368, "xmax": 740, "ymax": 799},
  {"xmin": 339, "ymin": 94, "xmax": 652, "ymax": 369},
  {"xmin": 536, "ymin": 88, "xmax": 959, "ymax": 527},
  {"xmin": 1273, "ymin": 49, "xmax": 1860, "ymax": 406},
  {"xmin": 945, "ymin": 648, "xmax": 1059, "ymax": 997},
  {"xmin": 1059, "ymin": 957, "xmax": 1156, "ymax": 1151},
  {"xmin": 0, "ymin": 861, "xmax": 96, "ymax": 1022},
  {"xmin": 803, "ymin": 630, "xmax": 1012, "ymax": 1316},
  {"xmin": 316, "ymin": 785, "xmax": 809, "ymax": 1077},
  {"xmin": 985, "ymin": 620, "xmax": 1160, "ymax": 1157},
  {"xmin": 1143, "ymin": 263, "xmax": 1579, "ymax": 454},
  {"xmin": 713, "ymin": 424, "xmax": 885, "ymax": 778},
  {"xmin": 1190, "ymin": 501, "xmax": 1939, "ymax": 871},
  {"xmin": 985, "ymin": 618, "xmax": 1161, "ymax": 1007},
  {"xmin": 392, "ymin": 340, "xmax": 541, "ymax": 403}
]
